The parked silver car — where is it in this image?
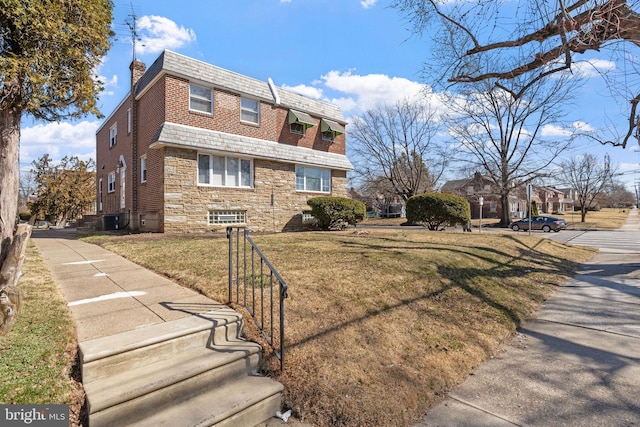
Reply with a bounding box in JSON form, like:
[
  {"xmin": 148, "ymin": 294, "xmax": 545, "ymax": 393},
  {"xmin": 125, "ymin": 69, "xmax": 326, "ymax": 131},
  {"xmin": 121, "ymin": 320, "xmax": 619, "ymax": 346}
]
[{"xmin": 509, "ymin": 216, "xmax": 567, "ymax": 232}]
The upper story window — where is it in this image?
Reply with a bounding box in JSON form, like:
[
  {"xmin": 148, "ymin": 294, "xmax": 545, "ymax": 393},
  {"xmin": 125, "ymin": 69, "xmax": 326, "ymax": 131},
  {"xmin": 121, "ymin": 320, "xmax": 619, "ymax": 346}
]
[
  {"xmin": 320, "ymin": 118, "xmax": 344, "ymax": 143},
  {"xmin": 198, "ymin": 153, "xmax": 252, "ymax": 188},
  {"xmin": 290, "ymin": 122, "xmax": 305, "ymax": 135},
  {"xmin": 295, "ymin": 166, "xmax": 330, "ymax": 193},
  {"xmin": 109, "ymin": 124, "xmax": 117, "ymax": 147},
  {"xmin": 190, "ymin": 83, "xmax": 213, "ymax": 114},
  {"xmin": 107, "ymin": 172, "xmax": 116, "ymax": 192},
  {"xmin": 127, "ymin": 109, "xmax": 131, "ymax": 134},
  {"xmin": 288, "ymin": 109, "xmax": 316, "ymax": 136},
  {"xmin": 240, "ymin": 98, "xmax": 260, "ymax": 125},
  {"xmin": 466, "ymin": 186, "xmax": 474, "ymax": 195}
]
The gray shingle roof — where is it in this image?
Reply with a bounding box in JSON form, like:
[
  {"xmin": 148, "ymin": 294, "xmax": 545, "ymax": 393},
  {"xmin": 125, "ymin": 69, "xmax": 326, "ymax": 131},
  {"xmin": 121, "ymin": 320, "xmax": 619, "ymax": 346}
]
[
  {"xmin": 136, "ymin": 50, "xmax": 345, "ymax": 123},
  {"xmin": 151, "ymin": 122, "xmax": 353, "ymax": 171}
]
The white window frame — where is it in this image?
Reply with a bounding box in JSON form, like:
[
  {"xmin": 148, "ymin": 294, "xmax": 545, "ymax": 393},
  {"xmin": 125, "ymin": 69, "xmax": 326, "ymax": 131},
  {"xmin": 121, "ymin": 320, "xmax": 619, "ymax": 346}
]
[
  {"xmin": 140, "ymin": 155, "xmax": 147, "ymax": 183},
  {"xmin": 240, "ymin": 97, "xmax": 260, "ymax": 125},
  {"xmin": 98, "ymin": 178, "xmax": 103, "ymax": 212},
  {"xmin": 189, "ymin": 83, "xmax": 213, "ymax": 114},
  {"xmin": 197, "ymin": 153, "xmax": 252, "ymax": 188},
  {"xmin": 127, "ymin": 108, "xmax": 131, "ymax": 134},
  {"xmin": 322, "ymin": 130, "xmax": 335, "ymax": 142},
  {"xmin": 295, "ymin": 165, "xmax": 331, "ymax": 193},
  {"xmin": 208, "ymin": 210, "xmax": 247, "ymax": 225},
  {"xmin": 107, "ymin": 172, "xmax": 116, "ymax": 193},
  {"xmin": 109, "ymin": 124, "xmax": 117, "ymax": 147},
  {"xmin": 290, "ymin": 122, "xmax": 305, "ymax": 135}
]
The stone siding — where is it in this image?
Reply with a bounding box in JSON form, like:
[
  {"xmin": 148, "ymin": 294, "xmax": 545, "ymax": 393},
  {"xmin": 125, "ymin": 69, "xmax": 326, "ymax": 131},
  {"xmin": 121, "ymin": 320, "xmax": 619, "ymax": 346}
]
[{"xmin": 162, "ymin": 147, "xmax": 348, "ymax": 233}]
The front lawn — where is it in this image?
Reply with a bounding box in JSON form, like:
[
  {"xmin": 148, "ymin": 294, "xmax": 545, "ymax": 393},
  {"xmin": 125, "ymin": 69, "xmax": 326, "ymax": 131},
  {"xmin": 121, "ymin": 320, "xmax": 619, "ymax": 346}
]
[{"xmin": 83, "ymin": 229, "xmax": 594, "ymax": 426}]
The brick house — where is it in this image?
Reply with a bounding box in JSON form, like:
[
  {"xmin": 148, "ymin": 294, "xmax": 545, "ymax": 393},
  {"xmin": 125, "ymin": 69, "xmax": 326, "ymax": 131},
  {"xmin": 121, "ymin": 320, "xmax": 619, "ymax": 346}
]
[
  {"xmin": 96, "ymin": 50, "xmax": 352, "ymax": 233},
  {"xmin": 441, "ymin": 172, "xmax": 537, "ymax": 220}
]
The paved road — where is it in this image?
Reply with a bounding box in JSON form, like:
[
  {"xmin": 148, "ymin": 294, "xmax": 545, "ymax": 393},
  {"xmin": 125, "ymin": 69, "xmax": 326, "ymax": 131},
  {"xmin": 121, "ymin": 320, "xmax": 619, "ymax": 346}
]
[
  {"xmin": 416, "ymin": 210, "xmax": 640, "ymax": 426},
  {"xmin": 544, "ymin": 229, "xmax": 640, "ymax": 254}
]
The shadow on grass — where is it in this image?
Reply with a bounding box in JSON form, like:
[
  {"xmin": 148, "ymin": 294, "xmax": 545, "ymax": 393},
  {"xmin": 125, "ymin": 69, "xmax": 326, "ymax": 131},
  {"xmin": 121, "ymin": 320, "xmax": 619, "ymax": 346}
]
[{"xmin": 288, "ymin": 233, "xmax": 581, "ymax": 350}]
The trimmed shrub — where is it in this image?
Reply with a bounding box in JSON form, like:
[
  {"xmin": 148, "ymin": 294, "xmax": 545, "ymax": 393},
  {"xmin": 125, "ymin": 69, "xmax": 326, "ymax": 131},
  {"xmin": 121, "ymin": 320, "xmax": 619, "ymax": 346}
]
[
  {"xmin": 307, "ymin": 197, "xmax": 366, "ymax": 230},
  {"xmin": 406, "ymin": 192, "xmax": 470, "ymax": 231}
]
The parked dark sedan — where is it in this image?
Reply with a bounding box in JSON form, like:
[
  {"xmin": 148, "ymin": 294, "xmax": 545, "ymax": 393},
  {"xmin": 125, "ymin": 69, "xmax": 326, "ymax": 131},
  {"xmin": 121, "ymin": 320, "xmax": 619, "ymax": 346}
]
[{"xmin": 509, "ymin": 216, "xmax": 567, "ymax": 232}]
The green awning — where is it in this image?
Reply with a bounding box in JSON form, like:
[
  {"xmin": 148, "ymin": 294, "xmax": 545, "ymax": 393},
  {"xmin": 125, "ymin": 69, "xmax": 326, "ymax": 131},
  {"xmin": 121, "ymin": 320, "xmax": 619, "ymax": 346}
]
[
  {"xmin": 321, "ymin": 118, "xmax": 345, "ymax": 135},
  {"xmin": 288, "ymin": 109, "xmax": 316, "ymax": 127}
]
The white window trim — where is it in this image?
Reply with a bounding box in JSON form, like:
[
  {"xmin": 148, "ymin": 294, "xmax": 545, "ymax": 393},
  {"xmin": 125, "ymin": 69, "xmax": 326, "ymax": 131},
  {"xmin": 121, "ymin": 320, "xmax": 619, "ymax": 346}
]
[
  {"xmin": 290, "ymin": 122, "xmax": 306, "ymax": 135},
  {"xmin": 109, "ymin": 124, "xmax": 117, "ymax": 147},
  {"xmin": 197, "ymin": 153, "xmax": 253, "ymax": 188},
  {"xmin": 295, "ymin": 165, "xmax": 331, "ymax": 193},
  {"xmin": 189, "ymin": 83, "xmax": 213, "ymax": 114},
  {"xmin": 107, "ymin": 172, "xmax": 116, "ymax": 193},
  {"xmin": 127, "ymin": 108, "xmax": 131, "ymax": 134},
  {"xmin": 208, "ymin": 210, "xmax": 247, "ymax": 225},
  {"xmin": 140, "ymin": 155, "xmax": 147, "ymax": 183},
  {"xmin": 98, "ymin": 178, "xmax": 103, "ymax": 212},
  {"xmin": 240, "ymin": 97, "xmax": 260, "ymax": 125},
  {"xmin": 321, "ymin": 130, "xmax": 335, "ymax": 142}
]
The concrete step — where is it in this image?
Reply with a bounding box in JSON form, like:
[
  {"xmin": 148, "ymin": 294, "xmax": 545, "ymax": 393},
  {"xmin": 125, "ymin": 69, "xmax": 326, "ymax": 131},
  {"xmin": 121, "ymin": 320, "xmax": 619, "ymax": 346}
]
[
  {"xmin": 81, "ymin": 308, "xmax": 283, "ymax": 427},
  {"xmin": 90, "ymin": 375, "xmax": 283, "ymax": 427},
  {"xmin": 80, "ymin": 307, "xmax": 243, "ymax": 383},
  {"xmin": 84, "ymin": 339, "xmax": 262, "ymax": 414}
]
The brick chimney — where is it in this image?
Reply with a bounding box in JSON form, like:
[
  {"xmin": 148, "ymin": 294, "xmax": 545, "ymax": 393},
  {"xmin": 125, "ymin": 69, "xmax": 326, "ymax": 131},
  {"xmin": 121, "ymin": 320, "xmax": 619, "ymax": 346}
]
[{"xmin": 130, "ymin": 59, "xmax": 146, "ymax": 90}]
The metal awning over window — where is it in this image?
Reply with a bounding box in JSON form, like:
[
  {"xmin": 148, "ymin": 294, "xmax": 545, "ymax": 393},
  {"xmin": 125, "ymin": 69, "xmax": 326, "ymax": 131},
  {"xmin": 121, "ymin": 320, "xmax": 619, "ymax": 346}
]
[
  {"xmin": 288, "ymin": 109, "xmax": 316, "ymax": 127},
  {"xmin": 321, "ymin": 118, "xmax": 345, "ymax": 135}
]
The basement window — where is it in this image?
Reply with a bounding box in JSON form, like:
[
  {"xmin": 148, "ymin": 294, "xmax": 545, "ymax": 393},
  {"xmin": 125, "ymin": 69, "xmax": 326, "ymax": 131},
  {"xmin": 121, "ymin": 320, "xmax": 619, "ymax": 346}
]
[{"xmin": 208, "ymin": 210, "xmax": 247, "ymax": 225}]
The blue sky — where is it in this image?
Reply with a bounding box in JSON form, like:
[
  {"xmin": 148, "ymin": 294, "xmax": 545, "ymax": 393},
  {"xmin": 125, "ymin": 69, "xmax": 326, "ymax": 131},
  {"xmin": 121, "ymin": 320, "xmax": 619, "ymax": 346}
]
[{"xmin": 19, "ymin": 0, "xmax": 640, "ymax": 191}]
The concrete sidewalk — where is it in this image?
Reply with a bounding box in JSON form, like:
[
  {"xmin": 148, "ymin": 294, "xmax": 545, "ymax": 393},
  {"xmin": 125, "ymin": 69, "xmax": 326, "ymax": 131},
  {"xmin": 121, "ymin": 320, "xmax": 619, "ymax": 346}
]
[
  {"xmin": 416, "ymin": 211, "xmax": 640, "ymax": 426},
  {"xmin": 31, "ymin": 229, "xmax": 224, "ymax": 342}
]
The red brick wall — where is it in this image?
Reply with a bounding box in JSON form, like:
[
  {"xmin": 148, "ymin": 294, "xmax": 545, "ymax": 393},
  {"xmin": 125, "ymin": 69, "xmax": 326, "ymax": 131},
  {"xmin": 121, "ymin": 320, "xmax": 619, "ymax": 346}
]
[
  {"xmin": 163, "ymin": 76, "xmax": 345, "ymax": 155},
  {"xmin": 95, "ymin": 96, "xmax": 133, "ymax": 215}
]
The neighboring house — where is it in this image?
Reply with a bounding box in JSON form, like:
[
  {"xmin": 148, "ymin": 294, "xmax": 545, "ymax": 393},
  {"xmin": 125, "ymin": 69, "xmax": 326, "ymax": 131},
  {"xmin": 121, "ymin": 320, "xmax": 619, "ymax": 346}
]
[
  {"xmin": 537, "ymin": 186, "xmax": 573, "ymax": 214},
  {"xmin": 96, "ymin": 50, "xmax": 352, "ymax": 233},
  {"xmin": 441, "ymin": 172, "xmax": 505, "ymax": 219},
  {"xmin": 556, "ymin": 187, "xmax": 576, "ymax": 212}
]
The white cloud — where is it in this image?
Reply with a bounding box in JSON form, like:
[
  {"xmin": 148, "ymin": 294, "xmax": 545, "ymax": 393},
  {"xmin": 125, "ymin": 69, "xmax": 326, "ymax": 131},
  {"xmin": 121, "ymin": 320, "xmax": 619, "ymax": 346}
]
[
  {"xmin": 319, "ymin": 70, "xmax": 430, "ymax": 112},
  {"xmin": 20, "ymin": 121, "xmax": 99, "ymax": 166},
  {"xmin": 572, "ymin": 59, "xmax": 616, "ymax": 77},
  {"xmin": 136, "ymin": 16, "xmax": 196, "ymax": 55},
  {"xmin": 554, "ymin": 58, "xmax": 617, "ymax": 78},
  {"xmin": 361, "ymin": 0, "xmax": 377, "ymax": 8},
  {"xmin": 571, "ymin": 121, "xmax": 595, "ymax": 132},
  {"xmin": 541, "ymin": 124, "xmax": 573, "ymax": 137},
  {"xmin": 541, "ymin": 121, "xmax": 595, "ymax": 137},
  {"xmin": 282, "ymin": 84, "xmax": 324, "ymax": 100}
]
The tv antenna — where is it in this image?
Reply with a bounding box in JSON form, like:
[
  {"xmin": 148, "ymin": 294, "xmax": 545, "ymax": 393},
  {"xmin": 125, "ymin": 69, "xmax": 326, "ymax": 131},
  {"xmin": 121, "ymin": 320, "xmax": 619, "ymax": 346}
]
[{"xmin": 125, "ymin": 3, "xmax": 141, "ymax": 61}]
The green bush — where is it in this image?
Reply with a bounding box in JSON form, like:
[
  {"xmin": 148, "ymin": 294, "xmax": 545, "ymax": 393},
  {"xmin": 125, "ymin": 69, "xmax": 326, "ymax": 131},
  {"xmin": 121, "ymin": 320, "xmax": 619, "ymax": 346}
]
[
  {"xmin": 18, "ymin": 211, "xmax": 31, "ymax": 222},
  {"xmin": 307, "ymin": 197, "xmax": 366, "ymax": 230},
  {"xmin": 406, "ymin": 192, "xmax": 470, "ymax": 231}
]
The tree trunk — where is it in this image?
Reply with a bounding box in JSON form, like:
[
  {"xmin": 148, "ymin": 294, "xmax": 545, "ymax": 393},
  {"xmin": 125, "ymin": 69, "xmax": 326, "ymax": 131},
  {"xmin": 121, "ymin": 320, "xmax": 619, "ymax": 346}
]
[
  {"xmin": 0, "ymin": 224, "xmax": 32, "ymax": 335},
  {"xmin": 500, "ymin": 193, "xmax": 511, "ymax": 227},
  {"xmin": 0, "ymin": 108, "xmax": 25, "ymax": 335},
  {"xmin": 1, "ymin": 108, "xmax": 21, "ymax": 263}
]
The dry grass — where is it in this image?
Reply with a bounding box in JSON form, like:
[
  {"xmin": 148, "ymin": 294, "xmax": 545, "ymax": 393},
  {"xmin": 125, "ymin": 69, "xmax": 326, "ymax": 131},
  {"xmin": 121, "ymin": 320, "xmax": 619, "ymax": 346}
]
[
  {"xmin": 562, "ymin": 207, "xmax": 630, "ymax": 229},
  {"xmin": 82, "ymin": 227, "xmax": 596, "ymax": 426},
  {"xmin": 0, "ymin": 243, "xmax": 84, "ymax": 426},
  {"xmin": 364, "ymin": 207, "xmax": 630, "ymax": 231}
]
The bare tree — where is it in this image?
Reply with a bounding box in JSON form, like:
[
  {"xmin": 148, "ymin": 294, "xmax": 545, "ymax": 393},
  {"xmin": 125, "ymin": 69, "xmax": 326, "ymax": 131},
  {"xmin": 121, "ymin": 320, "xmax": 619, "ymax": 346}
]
[
  {"xmin": 349, "ymin": 98, "xmax": 448, "ymax": 202},
  {"xmin": 445, "ymin": 76, "xmax": 577, "ymax": 226},
  {"xmin": 559, "ymin": 154, "xmax": 611, "ymax": 221},
  {"xmin": 392, "ymin": 0, "xmax": 640, "ymax": 148}
]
